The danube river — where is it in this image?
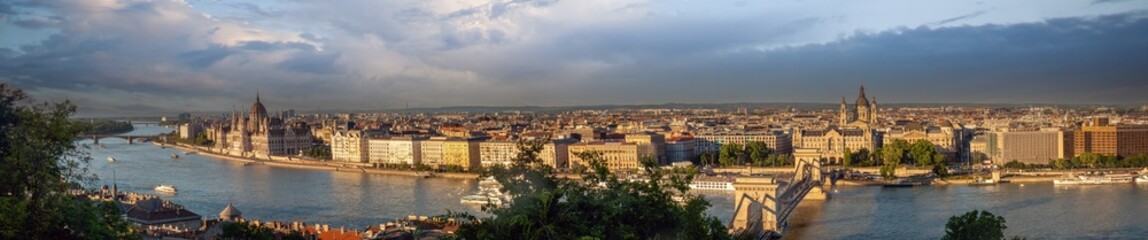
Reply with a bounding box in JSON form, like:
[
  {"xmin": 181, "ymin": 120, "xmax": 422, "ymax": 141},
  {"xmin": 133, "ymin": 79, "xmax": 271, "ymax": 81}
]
[{"xmin": 84, "ymin": 124, "xmax": 1148, "ymax": 239}]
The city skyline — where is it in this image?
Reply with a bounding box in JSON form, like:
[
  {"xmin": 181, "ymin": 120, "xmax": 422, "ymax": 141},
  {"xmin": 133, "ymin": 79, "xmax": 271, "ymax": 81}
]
[{"xmin": 2, "ymin": 0, "xmax": 1148, "ymax": 116}]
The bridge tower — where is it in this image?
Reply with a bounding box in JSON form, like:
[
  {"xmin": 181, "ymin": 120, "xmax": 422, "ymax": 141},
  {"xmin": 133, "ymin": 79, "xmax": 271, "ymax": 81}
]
[
  {"xmin": 730, "ymin": 148, "xmax": 829, "ymax": 238},
  {"xmin": 731, "ymin": 177, "xmax": 780, "ymax": 237}
]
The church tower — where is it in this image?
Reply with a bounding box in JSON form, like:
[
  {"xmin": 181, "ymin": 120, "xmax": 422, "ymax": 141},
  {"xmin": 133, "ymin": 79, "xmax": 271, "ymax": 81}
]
[
  {"xmin": 839, "ymin": 97, "xmax": 850, "ymax": 126},
  {"xmin": 855, "ymin": 86, "xmax": 871, "ymax": 124}
]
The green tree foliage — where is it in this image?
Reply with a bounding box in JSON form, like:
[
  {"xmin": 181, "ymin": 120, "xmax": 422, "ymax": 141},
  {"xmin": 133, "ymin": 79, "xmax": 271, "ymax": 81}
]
[
  {"xmin": 909, "ymin": 139, "xmax": 937, "ymax": 166},
  {"xmin": 943, "ymin": 210, "xmax": 1022, "ymax": 240},
  {"xmin": 305, "ymin": 146, "xmax": 332, "ymax": 160},
  {"xmin": 843, "ymin": 149, "xmax": 855, "ymax": 167},
  {"xmin": 453, "ymin": 139, "xmax": 730, "ymax": 239},
  {"xmin": 880, "ymin": 163, "xmax": 898, "ymax": 180},
  {"xmin": 882, "ymin": 139, "xmax": 910, "ymax": 165},
  {"xmin": 719, "ymin": 143, "xmax": 745, "ymax": 166},
  {"xmin": 745, "ymin": 141, "xmax": 772, "ymax": 166},
  {"xmin": 74, "ymin": 119, "xmax": 134, "ymax": 135},
  {"xmin": 0, "ymin": 83, "xmax": 137, "ymax": 239},
  {"xmin": 1047, "ymin": 153, "xmax": 1148, "ymax": 169},
  {"xmin": 1003, "ymin": 160, "xmax": 1026, "ymax": 169}
]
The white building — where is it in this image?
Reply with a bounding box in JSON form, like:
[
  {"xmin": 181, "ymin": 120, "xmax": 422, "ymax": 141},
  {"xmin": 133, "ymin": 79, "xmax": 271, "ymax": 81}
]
[
  {"xmin": 331, "ymin": 130, "xmax": 367, "ymax": 163},
  {"xmin": 479, "ymin": 140, "xmax": 519, "ymax": 167},
  {"xmin": 367, "ymin": 136, "xmax": 423, "ymax": 165}
]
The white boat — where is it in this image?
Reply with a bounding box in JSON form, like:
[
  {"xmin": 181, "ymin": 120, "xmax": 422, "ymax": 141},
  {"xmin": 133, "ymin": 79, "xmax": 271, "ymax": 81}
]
[
  {"xmin": 1054, "ymin": 174, "xmax": 1134, "ymax": 185},
  {"xmin": 460, "ymin": 194, "xmax": 503, "ymax": 205},
  {"xmin": 1136, "ymin": 175, "xmax": 1148, "ymax": 184},
  {"xmin": 154, "ymin": 185, "xmax": 178, "ymax": 193},
  {"xmin": 107, "ymin": 156, "xmax": 116, "ymax": 162},
  {"xmin": 462, "ymin": 177, "xmax": 506, "ymax": 205},
  {"xmin": 170, "ymin": 154, "xmax": 179, "ymax": 159},
  {"xmin": 689, "ymin": 176, "xmax": 735, "ymax": 191}
]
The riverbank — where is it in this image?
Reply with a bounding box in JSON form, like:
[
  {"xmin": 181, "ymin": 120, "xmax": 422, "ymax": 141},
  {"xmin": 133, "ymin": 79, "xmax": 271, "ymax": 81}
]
[{"xmin": 157, "ymin": 142, "xmax": 483, "ymax": 180}]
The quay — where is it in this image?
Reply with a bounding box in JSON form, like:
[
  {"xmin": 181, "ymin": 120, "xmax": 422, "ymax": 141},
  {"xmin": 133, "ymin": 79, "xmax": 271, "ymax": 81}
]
[{"xmin": 158, "ymin": 142, "xmax": 482, "ymax": 180}]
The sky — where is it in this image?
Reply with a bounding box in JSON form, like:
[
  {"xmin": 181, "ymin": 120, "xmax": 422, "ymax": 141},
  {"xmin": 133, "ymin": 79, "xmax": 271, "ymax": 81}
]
[{"xmin": 1, "ymin": 0, "xmax": 1147, "ymax": 116}]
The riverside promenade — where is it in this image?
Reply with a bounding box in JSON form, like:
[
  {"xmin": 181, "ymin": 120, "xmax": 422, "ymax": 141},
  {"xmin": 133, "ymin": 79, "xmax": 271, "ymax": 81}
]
[{"xmin": 157, "ymin": 142, "xmax": 482, "ymax": 180}]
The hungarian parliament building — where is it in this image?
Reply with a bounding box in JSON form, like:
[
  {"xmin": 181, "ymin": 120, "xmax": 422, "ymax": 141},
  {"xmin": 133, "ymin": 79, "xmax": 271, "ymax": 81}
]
[{"xmin": 206, "ymin": 94, "xmax": 313, "ymax": 158}]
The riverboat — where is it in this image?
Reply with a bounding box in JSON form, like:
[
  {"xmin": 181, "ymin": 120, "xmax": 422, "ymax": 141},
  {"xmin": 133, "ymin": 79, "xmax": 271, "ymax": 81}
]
[
  {"xmin": 1053, "ymin": 174, "xmax": 1134, "ymax": 185},
  {"xmin": 1136, "ymin": 175, "xmax": 1148, "ymax": 184},
  {"xmin": 154, "ymin": 185, "xmax": 178, "ymax": 193},
  {"xmin": 689, "ymin": 176, "xmax": 736, "ymax": 191},
  {"xmin": 883, "ymin": 176, "xmax": 934, "ymax": 187},
  {"xmin": 462, "ymin": 177, "xmax": 506, "ymax": 205},
  {"xmin": 107, "ymin": 156, "xmax": 116, "ymax": 162},
  {"xmin": 170, "ymin": 154, "xmax": 179, "ymax": 159}
]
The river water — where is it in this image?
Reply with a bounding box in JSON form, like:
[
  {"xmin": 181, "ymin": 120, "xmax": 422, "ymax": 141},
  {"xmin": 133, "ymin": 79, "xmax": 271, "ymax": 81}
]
[{"xmin": 83, "ymin": 124, "xmax": 1148, "ymax": 239}]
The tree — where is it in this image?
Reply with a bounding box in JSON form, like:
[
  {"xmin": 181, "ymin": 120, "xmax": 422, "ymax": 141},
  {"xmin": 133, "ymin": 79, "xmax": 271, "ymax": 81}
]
[
  {"xmin": 943, "ymin": 210, "xmax": 1020, "ymax": 240},
  {"xmin": 855, "ymin": 148, "xmax": 872, "ymax": 166},
  {"xmin": 910, "ymin": 139, "xmax": 937, "ymax": 166},
  {"xmin": 882, "ymin": 139, "xmax": 910, "ymax": 165},
  {"xmin": 1003, "ymin": 160, "xmax": 1025, "ymax": 169},
  {"xmin": 745, "ymin": 141, "xmax": 772, "ymax": 166},
  {"xmin": 452, "ymin": 139, "xmax": 730, "ymax": 239},
  {"xmin": 718, "ymin": 143, "xmax": 745, "ymax": 166},
  {"xmin": 305, "ymin": 146, "xmax": 332, "ymax": 160},
  {"xmin": 0, "ymin": 83, "xmax": 137, "ymax": 239},
  {"xmin": 843, "ymin": 149, "xmax": 855, "ymax": 167},
  {"xmin": 880, "ymin": 163, "xmax": 898, "ymax": 180}
]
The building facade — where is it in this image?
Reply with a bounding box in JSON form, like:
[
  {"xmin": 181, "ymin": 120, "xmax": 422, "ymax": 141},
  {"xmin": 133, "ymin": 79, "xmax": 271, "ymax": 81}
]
[
  {"xmin": 479, "ymin": 140, "xmax": 519, "ymax": 167},
  {"xmin": 443, "ymin": 138, "xmax": 481, "ymax": 170},
  {"xmin": 209, "ymin": 94, "xmax": 313, "ymax": 158},
  {"xmin": 1074, "ymin": 118, "xmax": 1148, "ymax": 157},
  {"xmin": 665, "ymin": 137, "xmax": 695, "ymax": 163},
  {"xmin": 694, "ymin": 131, "xmax": 792, "ymax": 156},
  {"xmin": 331, "ymin": 130, "xmax": 367, "ymax": 163},
  {"xmin": 568, "ymin": 142, "xmax": 652, "ymax": 171}
]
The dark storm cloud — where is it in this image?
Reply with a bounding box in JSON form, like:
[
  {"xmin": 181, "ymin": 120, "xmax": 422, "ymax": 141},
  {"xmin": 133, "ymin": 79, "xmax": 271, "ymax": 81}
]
[
  {"xmin": 588, "ymin": 12, "xmax": 1148, "ymax": 104},
  {"xmin": 178, "ymin": 45, "xmax": 233, "ymax": 69},
  {"xmin": 2, "ymin": 0, "xmax": 1148, "ymax": 116}
]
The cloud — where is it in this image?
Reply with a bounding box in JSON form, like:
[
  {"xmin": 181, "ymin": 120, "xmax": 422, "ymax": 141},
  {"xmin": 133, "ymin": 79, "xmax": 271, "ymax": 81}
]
[{"xmin": 0, "ymin": 0, "xmax": 1146, "ymax": 116}]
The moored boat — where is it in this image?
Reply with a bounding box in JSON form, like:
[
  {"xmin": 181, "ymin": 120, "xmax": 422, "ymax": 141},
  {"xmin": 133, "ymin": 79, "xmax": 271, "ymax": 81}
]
[
  {"xmin": 1053, "ymin": 174, "xmax": 1134, "ymax": 185},
  {"xmin": 689, "ymin": 176, "xmax": 736, "ymax": 191},
  {"xmin": 154, "ymin": 185, "xmax": 178, "ymax": 193},
  {"xmin": 1136, "ymin": 175, "xmax": 1148, "ymax": 184},
  {"xmin": 462, "ymin": 177, "xmax": 506, "ymax": 206}
]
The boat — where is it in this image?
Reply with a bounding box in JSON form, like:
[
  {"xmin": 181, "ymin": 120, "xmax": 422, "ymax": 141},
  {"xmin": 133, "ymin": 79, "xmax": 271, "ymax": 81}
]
[
  {"xmin": 184, "ymin": 151, "xmax": 197, "ymax": 155},
  {"xmin": 689, "ymin": 176, "xmax": 735, "ymax": 191},
  {"xmin": 883, "ymin": 176, "xmax": 934, "ymax": 187},
  {"xmin": 154, "ymin": 185, "xmax": 178, "ymax": 193},
  {"xmin": 462, "ymin": 177, "xmax": 506, "ymax": 206},
  {"xmin": 1135, "ymin": 175, "xmax": 1148, "ymax": 184},
  {"xmin": 970, "ymin": 177, "xmax": 1010, "ymax": 186},
  {"xmin": 107, "ymin": 156, "xmax": 116, "ymax": 162},
  {"xmin": 1053, "ymin": 174, "xmax": 1134, "ymax": 185},
  {"xmin": 170, "ymin": 154, "xmax": 179, "ymax": 159},
  {"xmin": 460, "ymin": 194, "xmax": 503, "ymax": 205},
  {"xmin": 415, "ymin": 171, "xmax": 435, "ymax": 178}
]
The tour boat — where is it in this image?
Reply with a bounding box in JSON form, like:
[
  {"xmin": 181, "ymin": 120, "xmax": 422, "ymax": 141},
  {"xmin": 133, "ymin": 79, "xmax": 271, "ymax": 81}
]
[
  {"xmin": 1136, "ymin": 175, "xmax": 1148, "ymax": 184},
  {"xmin": 462, "ymin": 177, "xmax": 506, "ymax": 206},
  {"xmin": 689, "ymin": 176, "xmax": 736, "ymax": 191},
  {"xmin": 154, "ymin": 185, "xmax": 178, "ymax": 193},
  {"xmin": 107, "ymin": 156, "xmax": 116, "ymax": 162},
  {"xmin": 460, "ymin": 194, "xmax": 503, "ymax": 205},
  {"xmin": 1053, "ymin": 174, "xmax": 1134, "ymax": 185}
]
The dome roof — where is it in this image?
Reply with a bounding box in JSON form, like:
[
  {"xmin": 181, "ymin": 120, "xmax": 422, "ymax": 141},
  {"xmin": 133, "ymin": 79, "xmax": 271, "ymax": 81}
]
[
  {"xmin": 219, "ymin": 202, "xmax": 242, "ymax": 220},
  {"xmin": 855, "ymin": 86, "xmax": 870, "ymax": 106},
  {"xmin": 250, "ymin": 93, "xmax": 268, "ymax": 117}
]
